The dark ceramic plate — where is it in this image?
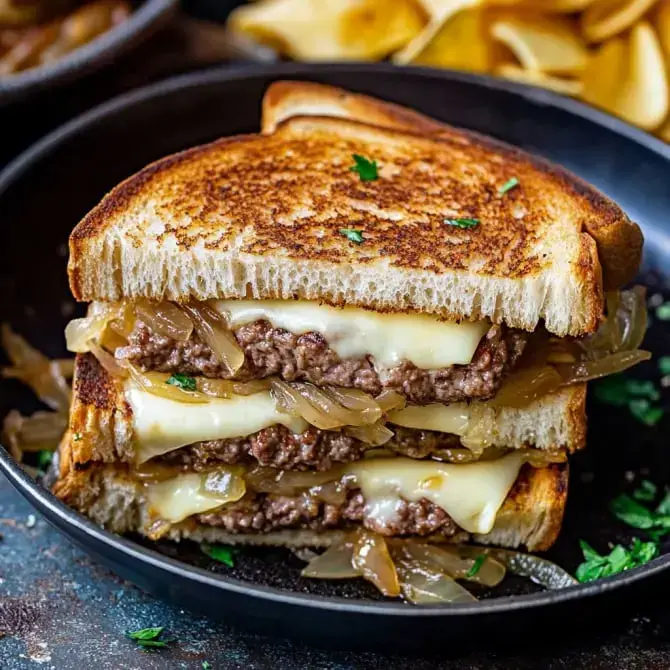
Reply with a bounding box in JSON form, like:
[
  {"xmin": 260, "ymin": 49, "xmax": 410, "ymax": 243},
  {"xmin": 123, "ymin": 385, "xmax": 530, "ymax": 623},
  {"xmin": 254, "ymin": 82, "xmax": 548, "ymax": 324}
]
[
  {"xmin": 1, "ymin": 64, "xmax": 670, "ymax": 651},
  {"xmin": 0, "ymin": 0, "xmax": 177, "ymax": 106}
]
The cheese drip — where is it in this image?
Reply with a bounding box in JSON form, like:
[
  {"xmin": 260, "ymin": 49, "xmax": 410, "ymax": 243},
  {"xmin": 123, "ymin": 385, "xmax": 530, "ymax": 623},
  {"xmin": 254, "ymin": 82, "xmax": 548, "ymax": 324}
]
[
  {"xmin": 213, "ymin": 299, "xmax": 489, "ymax": 369},
  {"xmin": 126, "ymin": 386, "xmax": 308, "ymax": 464},
  {"xmin": 144, "ymin": 454, "xmax": 525, "ymax": 534}
]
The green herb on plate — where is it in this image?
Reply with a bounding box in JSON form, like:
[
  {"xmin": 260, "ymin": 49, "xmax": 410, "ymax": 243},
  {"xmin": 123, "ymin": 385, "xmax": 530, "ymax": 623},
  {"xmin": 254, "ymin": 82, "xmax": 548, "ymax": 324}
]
[
  {"xmin": 350, "ymin": 154, "xmax": 378, "ymax": 182},
  {"xmin": 576, "ymin": 538, "xmax": 659, "ymax": 582}
]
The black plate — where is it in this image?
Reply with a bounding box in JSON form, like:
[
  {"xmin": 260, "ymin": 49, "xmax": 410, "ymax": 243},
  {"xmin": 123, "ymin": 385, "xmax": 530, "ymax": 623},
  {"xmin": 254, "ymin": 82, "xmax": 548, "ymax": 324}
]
[
  {"xmin": 0, "ymin": 0, "xmax": 177, "ymax": 106},
  {"xmin": 1, "ymin": 64, "xmax": 670, "ymax": 651}
]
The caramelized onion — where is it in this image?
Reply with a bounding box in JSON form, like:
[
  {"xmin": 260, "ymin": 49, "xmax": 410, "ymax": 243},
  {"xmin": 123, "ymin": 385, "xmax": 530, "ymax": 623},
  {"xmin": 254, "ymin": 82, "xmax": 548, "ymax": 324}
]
[
  {"xmin": 126, "ymin": 366, "xmax": 208, "ymax": 403},
  {"xmin": 394, "ymin": 555, "xmax": 476, "ymax": 604},
  {"xmin": 135, "ymin": 299, "xmax": 193, "ymax": 342},
  {"xmin": 1, "ymin": 323, "xmax": 71, "ymax": 412},
  {"xmin": 196, "ymin": 377, "xmax": 271, "ymax": 399},
  {"xmin": 375, "ymin": 389, "xmax": 407, "ymax": 412},
  {"xmin": 181, "ymin": 303, "xmax": 244, "ymax": 375},
  {"xmin": 200, "ymin": 467, "xmax": 247, "ymax": 502},
  {"xmin": 555, "ymin": 349, "xmax": 652, "ymax": 383},
  {"xmin": 455, "ymin": 545, "xmax": 577, "ymax": 589},
  {"xmin": 301, "ymin": 542, "xmax": 360, "ymax": 579},
  {"xmin": 344, "ymin": 422, "xmax": 394, "ymax": 446},
  {"xmin": 270, "ymin": 379, "xmax": 342, "ymax": 429},
  {"xmin": 244, "ymin": 465, "xmax": 343, "ymax": 495},
  {"xmin": 407, "ymin": 543, "xmax": 506, "ymax": 586},
  {"xmin": 65, "ymin": 314, "xmax": 109, "ymax": 353},
  {"xmin": 351, "ymin": 529, "xmax": 400, "ymax": 597},
  {"xmin": 324, "ymin": 386, "xmax": 383, "ymax": 424},
  {"xmin": 490, "ymin": 365, "xmax": 564, "ymax": 409},
  {"xmin": 88, "ymin": 340, "xmax": 129, "ymax": 379},
  {"xmin": 2, "ymin": 409, "xmax": 66, "ymax": 462}
]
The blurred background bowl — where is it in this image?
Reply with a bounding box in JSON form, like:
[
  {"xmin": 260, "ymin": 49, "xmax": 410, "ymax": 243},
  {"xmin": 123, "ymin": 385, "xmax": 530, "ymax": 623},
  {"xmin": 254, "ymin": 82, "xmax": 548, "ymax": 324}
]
[{"xmin": 0, "ymin": 0, "xmax": 178, "ymax": 106}]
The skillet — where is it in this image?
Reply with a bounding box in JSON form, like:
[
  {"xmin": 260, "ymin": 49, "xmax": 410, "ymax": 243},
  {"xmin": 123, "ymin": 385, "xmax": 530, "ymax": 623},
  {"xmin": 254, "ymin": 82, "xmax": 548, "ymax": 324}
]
[{"xmin": 1, "ymin": 64, "xmax": 669, "ymax": 651}]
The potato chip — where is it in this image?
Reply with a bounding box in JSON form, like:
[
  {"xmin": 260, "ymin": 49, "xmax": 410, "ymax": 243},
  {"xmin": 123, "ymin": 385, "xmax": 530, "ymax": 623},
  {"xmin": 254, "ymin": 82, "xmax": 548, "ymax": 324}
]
[
  {"xmin": 496, "ymin": 63, "xmax": 584, "ymax": 94},
  {"xmin": 581, "ymin": 0, "xmax": 659, "ymax": 43},
  {"xmin": 393, "ymin": 0, "xmax": 491, "ymax": 71},
  {"xmin": 526, "ymin": 0, "xmax": 597, "ymax": 11},
  {"xmin": 582, "ymin": 21, "xmax": 669, "ymax": 129},
  {"xmin": 658, "ymin": 116, "xmax": 670, "ymax": 140},
  {"xmin": 228, "ymin": 0, "xmax": 426, "ymax": 61},
  {"xmin": 655, "ymin": 0, "xmax": 670, "ymax": 63},
  {"xmin": 490, "ymin": 15, "xmax": 588, "ymax": 75}
]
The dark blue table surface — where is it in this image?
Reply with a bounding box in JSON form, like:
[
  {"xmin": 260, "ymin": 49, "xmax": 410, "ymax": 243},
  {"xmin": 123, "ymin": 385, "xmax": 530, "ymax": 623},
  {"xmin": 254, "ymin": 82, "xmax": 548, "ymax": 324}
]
[{"xmin": 2, "ymin": 13, "xmax": 670, "ymax": 670}]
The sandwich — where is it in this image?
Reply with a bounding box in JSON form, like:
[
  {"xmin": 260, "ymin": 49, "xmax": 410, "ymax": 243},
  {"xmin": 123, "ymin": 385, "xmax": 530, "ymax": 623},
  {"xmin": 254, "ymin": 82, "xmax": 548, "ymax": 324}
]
[{"xmin": 52, "ymin": 82, "xmax": 646, "ymax": 596}]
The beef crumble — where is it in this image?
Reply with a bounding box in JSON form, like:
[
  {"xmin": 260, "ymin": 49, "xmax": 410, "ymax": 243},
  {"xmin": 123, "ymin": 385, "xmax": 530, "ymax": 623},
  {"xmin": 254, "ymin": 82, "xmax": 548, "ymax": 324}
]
[
  {"xmin": 157, "ymin": 425, "xmax": 463, "ymax": 472},
  {"xmin": 196, "ymin": 489, "xmax": 458, "ymax": 537},
  {"xmin": 117, "ymin": 319, "xmax": 528, "ymax": 404}
]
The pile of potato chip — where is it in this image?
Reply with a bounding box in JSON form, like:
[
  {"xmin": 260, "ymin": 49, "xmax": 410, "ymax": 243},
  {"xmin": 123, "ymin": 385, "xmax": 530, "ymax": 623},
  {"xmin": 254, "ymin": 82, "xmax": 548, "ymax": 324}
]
[{"xmin": 228, "ymin": 0, "xmax": 670, "ymax": 141}]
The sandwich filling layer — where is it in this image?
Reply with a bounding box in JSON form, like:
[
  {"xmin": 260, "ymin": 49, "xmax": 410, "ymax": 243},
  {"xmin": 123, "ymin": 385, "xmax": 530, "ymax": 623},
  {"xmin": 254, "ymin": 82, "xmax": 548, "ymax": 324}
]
[{"xmin": 110, "ymin": 300, "xmax": 528, "ymax": 404}]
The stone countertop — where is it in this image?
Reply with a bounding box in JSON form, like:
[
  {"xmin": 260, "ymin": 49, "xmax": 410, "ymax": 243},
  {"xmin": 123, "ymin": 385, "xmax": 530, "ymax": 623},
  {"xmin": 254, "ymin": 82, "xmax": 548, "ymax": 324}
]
[{"xmin": 2, "ymin": 474, "xmax": 670, "ymax": 670}]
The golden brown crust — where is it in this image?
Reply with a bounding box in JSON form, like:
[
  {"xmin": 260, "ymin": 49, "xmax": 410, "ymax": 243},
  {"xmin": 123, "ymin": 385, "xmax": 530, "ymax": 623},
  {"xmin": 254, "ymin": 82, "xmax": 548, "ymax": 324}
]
[
  {"xmin": 69, "ymin": 114, "xmax": 609, "ymax": 334},
  {"xmin": 262, "ymin": 81, "xmax": 642, "ymax": 291},
  {"xmin": 66, "ymin": 353, "xmax": 133, "ymax": 465}
]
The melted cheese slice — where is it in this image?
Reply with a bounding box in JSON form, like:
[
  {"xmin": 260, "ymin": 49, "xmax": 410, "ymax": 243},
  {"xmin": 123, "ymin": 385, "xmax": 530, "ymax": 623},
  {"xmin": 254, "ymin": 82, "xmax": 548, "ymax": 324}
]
[
  {"xmin": 144, "ymin": 454, "xmax": 525, "ymax": 534},
  {"xmin": 387, "ymin": 403, "xmax": 470, "ymax": 435},
  {"xmin": 213, "ymin": 300, "xmax": 489, "ymax": 369},
  {"xmin": 146, "ymin": 473, "xmax": 230, "ymax": 523},
  {"xmin": 345, "ymin": 453, "xmax": 525, "ymax": 534},
  {"xmin": 126, "ymin": 386, "xmax": 308, "ymax": 464}
]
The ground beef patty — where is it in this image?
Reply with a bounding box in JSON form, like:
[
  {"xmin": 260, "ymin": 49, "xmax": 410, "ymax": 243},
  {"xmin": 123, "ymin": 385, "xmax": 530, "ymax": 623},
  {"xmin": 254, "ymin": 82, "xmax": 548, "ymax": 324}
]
[
  {"xmin": 196, "ymin": 489, "xmax": 459, "ymax": 537},
  {"xmin": 158, "ymin": 425, "xmax": 462, "ymax": 472},
  {"xmin": 116, "ymin": 319, "xmax": 528, "ymax": 404}
]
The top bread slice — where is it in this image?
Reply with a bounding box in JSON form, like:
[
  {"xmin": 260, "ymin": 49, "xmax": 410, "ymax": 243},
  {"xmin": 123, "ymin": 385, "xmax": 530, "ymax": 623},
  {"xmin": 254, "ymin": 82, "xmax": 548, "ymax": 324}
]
[
  {"xmin": 69, "ymin": 88, "xmax": 640, "ymax": 336},
  {"xmin": 263, "ymin": 81, "xmax": 643, "ymax": 295}
]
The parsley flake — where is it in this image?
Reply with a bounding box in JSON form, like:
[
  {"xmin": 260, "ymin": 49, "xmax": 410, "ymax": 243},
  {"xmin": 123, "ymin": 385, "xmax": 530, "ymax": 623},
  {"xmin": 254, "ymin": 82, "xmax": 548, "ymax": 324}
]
[
  {"xmin": 350, "ymin": 154, "xmax": 379, "ymax": 182},
  {"xmin": 36, "ymin": 450, "xmax": 53, "ymax": 471},
  {"xmin": 72, "ymin": 432, "xmax": 83, "ymax": 442},
  {"xmin": 498, "ymin": 177, "xmax": 519, "ymax": 195},
  {"xmin": 126, "ymin": 627, "xmax": 174, "ymax": 650},
  {"xmin": 444, "ymin": 218, "xmax": 480, "ymax": 229},
  {"xmin": 659, "ymin": 357, "xmax": 670, "ymax": 375},
  {"xmin": 633, "ymin": 480, "xmax": 658, "ymax": 502},
  {"xmin": 656, "ymin": 303, "xmax": 670, "ymax": 321},
  {"xmin": 594, "ymin": 375, "xmax": 664, "ymax": 426},
  {"xmin": 339, "ymin": 228, "xmax": 364, "ymax": 245},
  {"xmin": 576, "ymin": 538, "xmax": 659, "ymax": 582},
  {"xmin": 611, "ymin": 491, "xmax": 670, "ymax": 538},
  {"xmin": 202, "ymin": 543, "xmax": 235, "ymax": 567},
  {"xmin": 203, "ymin": 663, "xmax": 212, "ymax": 670},
  {"xmin": 466, "ymin": 554, "xmax": 486, "ymax": 578},
  {"xmin": 166, "ymin": 373, "xmax": 197, "ymax": 392}
]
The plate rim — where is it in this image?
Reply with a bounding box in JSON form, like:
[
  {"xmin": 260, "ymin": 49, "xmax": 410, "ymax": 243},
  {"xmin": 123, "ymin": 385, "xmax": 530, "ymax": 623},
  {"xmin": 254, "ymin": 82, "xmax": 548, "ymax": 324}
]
[{"xmin": 1, "ymin": 62, "xmax": 669, "ymax": 617}]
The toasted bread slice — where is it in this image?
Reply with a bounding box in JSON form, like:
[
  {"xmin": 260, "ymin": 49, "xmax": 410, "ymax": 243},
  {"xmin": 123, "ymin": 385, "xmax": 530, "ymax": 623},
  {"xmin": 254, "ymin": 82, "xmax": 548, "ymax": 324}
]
[
  {"xmin": 54, "ymin": 430, "xmax": 568, "ymax": 553},
  {"xmin": 65, "ymin": 354, "xmax": 586, "ymax": 467},
  {"xmin": 262, "ymin": 81, "xmax": 642, "ymax": 292},
  {"xmin": 70, "ymin": 114, "xmax": 614, "ymax": 336}
]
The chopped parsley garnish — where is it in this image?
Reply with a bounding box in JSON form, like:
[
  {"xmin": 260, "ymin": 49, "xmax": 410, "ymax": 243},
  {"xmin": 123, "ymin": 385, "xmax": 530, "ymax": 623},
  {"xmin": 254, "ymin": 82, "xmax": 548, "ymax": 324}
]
[
  {"xmin": 166, "ymin": 373, "xmax": 197, "ymax": 392},
  {"xmin": 593, "ymin": 375, "xmax": 664, "ymax": 426},
  {"xmin": 656, "ymin": 302, "xmax": 670, "ymax": 321},
  {"xmin": 202, "ymin": 543, "xmax": 235, "ymax": 567},
  {"xmin": 72, "ymin": 432, "xmax": 83, "ymax": 442},
  {"xmin": 576, "ymin": 538, "xmax": 658, "ymax": 583},
  {"xmin": 611, "ymin": 490, "xmax": 670, "ymax": 538},
  {"xmin": 498, "ymin": 177, "xmax": 519, "ymax": 195},
  {"xmin": 628, "ymin": 399, "xmax": 664, "ymax": 426},
  {"xmin": 126, "ymin": 627, "xmax": 174, "ymax": 649},
  {"xmin": 659, "ymin": 356, "xmax": 670, "ymax": 375},
  {"xmin": 466, "ymin": 554, "xmax": 486, "ymax": 578},
  {"xmin": 339, "ymin": 228, "xmax": 365, "ymax": 245},
  {"xmin": 633, "ymin": 480, "xmax": 658, "ymax": 502},
  {"xmin": 350, "ymin": 154, "xmax": 379, "ymax": 182},
  {"xmin": 203, "ymin": 663, "xmax": 212, "ymax": 670},
  {"xmin": 444, "ymin": 218, "xmax": 480, "ymax": 229},
  {"xmin": 36, "ymin": 450, "xmax": 53, "ymax": 471}
]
